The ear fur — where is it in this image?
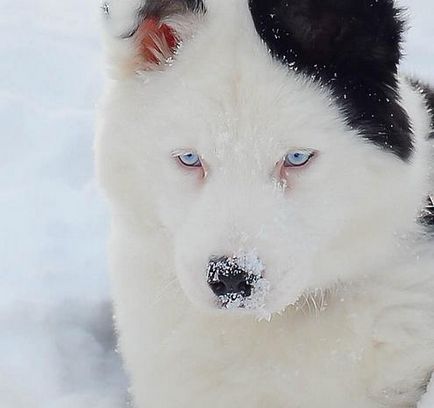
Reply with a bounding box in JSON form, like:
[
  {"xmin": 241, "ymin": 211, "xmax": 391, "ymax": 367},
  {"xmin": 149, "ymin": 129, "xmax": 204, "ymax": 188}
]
[
  {"xmin": 134, "ymin": 18, "xmax": 180, "ymax": 69},
  {"xmin": 102, "ymin": 0, "xmax": 204, "ymax": 74}
]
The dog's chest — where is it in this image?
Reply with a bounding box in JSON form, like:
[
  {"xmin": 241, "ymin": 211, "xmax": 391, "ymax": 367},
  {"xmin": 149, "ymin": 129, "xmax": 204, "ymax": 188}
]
[{"xmin": 129, "ymin": 298, "xmax": 426, "ymax": 408}]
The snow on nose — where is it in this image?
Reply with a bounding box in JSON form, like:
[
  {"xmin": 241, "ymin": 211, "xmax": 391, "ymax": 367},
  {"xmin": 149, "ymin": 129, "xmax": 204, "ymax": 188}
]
[{"xmin": 207, "ymin": 252, "xmax": 269, "ymax": 312}]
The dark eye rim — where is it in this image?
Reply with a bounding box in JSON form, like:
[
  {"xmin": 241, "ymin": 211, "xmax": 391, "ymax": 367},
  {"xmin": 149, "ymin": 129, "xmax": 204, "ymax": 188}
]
[{"xmin": 283, "ymin": 151, "xmax": 315, "ymax": 168}]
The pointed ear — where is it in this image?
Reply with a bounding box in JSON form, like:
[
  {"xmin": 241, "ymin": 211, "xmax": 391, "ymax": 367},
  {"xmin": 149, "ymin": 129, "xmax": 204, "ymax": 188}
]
[
  {"xmin": 102, "ymin": 0, "xmax": 204, "ymax": 75},
  {"xmin": 249, "ymin": 0, "xmax": 405, "ymax": 80}
]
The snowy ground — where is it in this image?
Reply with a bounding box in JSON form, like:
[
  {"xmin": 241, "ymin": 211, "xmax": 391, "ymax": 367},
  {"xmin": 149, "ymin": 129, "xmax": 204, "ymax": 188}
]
[{"xmin": 0, "ymin": 1, "xmax": 433, "ymax": 407}]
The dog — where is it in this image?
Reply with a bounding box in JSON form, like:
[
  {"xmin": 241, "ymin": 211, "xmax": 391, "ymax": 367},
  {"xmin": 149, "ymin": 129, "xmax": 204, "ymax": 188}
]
[{"xmin": 96, "ymin": 0, "xmax": 434, "ymax": 406}]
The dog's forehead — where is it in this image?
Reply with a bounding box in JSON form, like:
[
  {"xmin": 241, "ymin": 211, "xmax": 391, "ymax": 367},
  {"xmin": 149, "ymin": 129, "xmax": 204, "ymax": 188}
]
[
  {"xmin": 159, "ymin": 79, "xmax": 347, "ymax": 167},
  {"xmin": 157, "ymin": 49, "xmax": 336, "ymax": 150}
]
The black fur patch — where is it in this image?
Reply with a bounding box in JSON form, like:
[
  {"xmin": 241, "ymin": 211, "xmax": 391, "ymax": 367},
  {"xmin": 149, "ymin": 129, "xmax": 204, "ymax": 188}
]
[{"xmin": 249, "ymin": 0, "xmax": 413, "ymax": 160}]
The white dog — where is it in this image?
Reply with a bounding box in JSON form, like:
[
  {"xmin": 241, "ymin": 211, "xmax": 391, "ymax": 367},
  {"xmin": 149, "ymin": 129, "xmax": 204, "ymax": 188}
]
[{"xmin": 96, "ymin": 0, "xmax": 434, "ymax": 406}]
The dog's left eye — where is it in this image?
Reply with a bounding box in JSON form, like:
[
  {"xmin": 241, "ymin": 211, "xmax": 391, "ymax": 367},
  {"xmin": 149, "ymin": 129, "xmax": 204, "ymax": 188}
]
[
  {"xmin": 177, "ymin": 152, "xmax": 202, "ymax": 168},
  {"xmin": 284, "ymin": 150, "xmax": 315, "ymax": 167}
]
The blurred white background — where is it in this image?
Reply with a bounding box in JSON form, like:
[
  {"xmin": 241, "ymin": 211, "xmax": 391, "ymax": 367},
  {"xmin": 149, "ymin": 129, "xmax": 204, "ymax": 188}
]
[{"xmin": 0, "ymin": 1, "xmax": 432, "ymax": 407}]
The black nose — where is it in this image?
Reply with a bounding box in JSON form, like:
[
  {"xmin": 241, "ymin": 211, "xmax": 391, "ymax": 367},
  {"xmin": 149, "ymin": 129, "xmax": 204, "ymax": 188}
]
[{"xmin": 207, "ymin": 257, "xmax": 252, "ymax": 298}]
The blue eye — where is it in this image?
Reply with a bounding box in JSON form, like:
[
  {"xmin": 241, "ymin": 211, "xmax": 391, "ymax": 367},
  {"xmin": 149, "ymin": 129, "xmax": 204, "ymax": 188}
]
[
  {"xmin": 177, "ymin": 152, "xmax": 202, "ymax": 167},
  {"xmin": 284, "ymin": 150, "xmax": 314, "ymax": 167}
]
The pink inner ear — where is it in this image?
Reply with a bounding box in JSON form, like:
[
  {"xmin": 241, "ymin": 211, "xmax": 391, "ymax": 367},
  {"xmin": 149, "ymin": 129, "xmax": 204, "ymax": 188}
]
[{"xmin": 136, "ymin": 18, "xmax": 179, "ymax": 67}]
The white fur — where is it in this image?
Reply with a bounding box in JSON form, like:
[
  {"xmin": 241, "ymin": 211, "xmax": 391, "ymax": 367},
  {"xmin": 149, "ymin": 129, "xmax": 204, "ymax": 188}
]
[{"xmin": 96, "ymin": 1, "xmax": 434, "ymax": 406}]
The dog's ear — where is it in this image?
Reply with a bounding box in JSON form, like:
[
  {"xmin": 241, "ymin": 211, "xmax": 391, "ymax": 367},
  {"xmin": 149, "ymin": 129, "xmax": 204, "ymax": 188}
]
[
  {"xmin": 249, "ymin": 0, "xmax": 404, "ymax": 81},
  {"xmin": 102, "ymin": 0, "xmax": 204, "ymax": 75}
]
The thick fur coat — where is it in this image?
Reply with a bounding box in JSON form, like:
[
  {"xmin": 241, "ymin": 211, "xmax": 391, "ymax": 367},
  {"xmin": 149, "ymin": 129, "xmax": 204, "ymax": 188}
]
[{"xmin": 96, "ymin": 0, "xmax": 434, "ymax": 406}]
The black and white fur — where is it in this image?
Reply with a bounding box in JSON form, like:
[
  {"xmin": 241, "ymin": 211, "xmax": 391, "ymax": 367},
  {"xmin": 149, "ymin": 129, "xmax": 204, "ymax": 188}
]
[{"xmin": 96, "ymin": 0, "xmax": 434, "ymax": 406}]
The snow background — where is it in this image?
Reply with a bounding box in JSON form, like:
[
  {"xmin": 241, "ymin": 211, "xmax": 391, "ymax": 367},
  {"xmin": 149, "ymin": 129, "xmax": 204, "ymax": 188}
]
[{"xmin": 0, "ymin": 0, "xmax": 433, "ymax": 407}]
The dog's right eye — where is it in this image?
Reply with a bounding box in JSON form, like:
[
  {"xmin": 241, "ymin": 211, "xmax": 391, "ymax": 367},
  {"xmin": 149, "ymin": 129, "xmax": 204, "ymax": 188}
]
[{"xmin": 177, "ymin": 152, "xmax": 202, "ymax": 168}]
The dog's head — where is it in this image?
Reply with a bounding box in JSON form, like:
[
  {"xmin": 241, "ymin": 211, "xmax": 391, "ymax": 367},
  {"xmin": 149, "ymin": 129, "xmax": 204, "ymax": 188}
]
[{"xmin": 98, "ymin": 0, "xmax": 430, "ymax": 318}]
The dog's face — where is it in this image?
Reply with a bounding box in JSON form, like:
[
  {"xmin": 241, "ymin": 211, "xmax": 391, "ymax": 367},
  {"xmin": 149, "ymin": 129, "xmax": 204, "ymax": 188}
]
[{"xmin": 99, "ymin": 0, "xmax": 427, "ymax": 317}]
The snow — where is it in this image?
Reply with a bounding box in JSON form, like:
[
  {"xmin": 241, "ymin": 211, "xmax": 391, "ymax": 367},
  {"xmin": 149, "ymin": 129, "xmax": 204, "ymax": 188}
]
[
  {"xmin": 0, "ymin": 0, "xmax": 127, "ymax": 406},
  {"xmin": 0, "ymin": 0, "xmax": 432, "ymax": 407}
]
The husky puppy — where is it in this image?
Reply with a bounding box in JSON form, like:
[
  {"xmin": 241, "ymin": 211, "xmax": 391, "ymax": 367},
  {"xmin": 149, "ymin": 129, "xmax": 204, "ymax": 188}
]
[{"xmin": 96, "ymin": 0, "xmax": 434, "ymax": 406}]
